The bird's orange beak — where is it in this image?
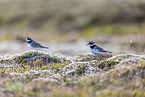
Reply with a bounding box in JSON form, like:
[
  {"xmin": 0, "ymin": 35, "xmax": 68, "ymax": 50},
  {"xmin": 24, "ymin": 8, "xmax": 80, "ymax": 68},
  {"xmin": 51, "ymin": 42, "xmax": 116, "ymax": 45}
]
[{"xmin": 86, "ymin": 43, "xmax": 89, "ymax": 45}]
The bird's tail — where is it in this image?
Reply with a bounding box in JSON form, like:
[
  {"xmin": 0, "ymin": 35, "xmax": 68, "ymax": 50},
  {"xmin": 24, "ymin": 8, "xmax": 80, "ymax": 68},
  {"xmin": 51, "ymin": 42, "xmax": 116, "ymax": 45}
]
[
  {"xmin": 42, "ymin": 46, "xmax": 49, "ymax": 49},
  {"xmin": 107, "ymin": 51, "xmax": 112, "ymax": 53}
]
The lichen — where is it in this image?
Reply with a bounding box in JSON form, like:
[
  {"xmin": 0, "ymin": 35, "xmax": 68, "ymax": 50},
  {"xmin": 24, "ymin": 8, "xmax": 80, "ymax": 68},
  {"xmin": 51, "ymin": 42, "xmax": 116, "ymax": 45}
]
[{"xmin": 0, "ymin": 52, "xmax": 145, "ymax": 97}]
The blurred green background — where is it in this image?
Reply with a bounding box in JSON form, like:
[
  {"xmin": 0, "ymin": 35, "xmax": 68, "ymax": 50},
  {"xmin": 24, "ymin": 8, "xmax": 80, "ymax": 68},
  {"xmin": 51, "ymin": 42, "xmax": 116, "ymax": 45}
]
[{"xmin": 0, "ymin": 0, "xmax": 145, "ymax": 55}]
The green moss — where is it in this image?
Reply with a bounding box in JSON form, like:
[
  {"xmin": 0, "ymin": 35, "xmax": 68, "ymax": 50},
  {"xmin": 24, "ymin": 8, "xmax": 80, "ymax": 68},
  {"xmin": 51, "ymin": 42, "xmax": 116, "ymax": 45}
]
[
  {"xmin": 98, "ymin": 60, "xmax": 119, "ymax": 69},
  {"xmin": 133, "ymin": 90, "xmax": 145, "ymax": 97},
  {"xmin": 1, "ymin": 52, "xmax": 145, "ymax": 96},
  {"xmin": 6, "ymin": 82, "xmax": 24, "ymax": 92}
]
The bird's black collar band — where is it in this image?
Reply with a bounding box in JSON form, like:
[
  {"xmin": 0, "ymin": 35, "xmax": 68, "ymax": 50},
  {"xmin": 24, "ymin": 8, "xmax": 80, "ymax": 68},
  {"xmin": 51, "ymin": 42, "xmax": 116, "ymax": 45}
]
[
  {"xmin": 27, "ymin": 40, "xmax": 32, "ymax": 43},
  {"xmin": 90, "ymin": 45, "xmax": 95, "ymax": 49}
]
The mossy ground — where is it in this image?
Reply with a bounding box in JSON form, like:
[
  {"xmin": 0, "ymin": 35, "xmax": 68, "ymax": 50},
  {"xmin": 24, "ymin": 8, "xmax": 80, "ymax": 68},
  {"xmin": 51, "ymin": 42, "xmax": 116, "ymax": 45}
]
[
  {"xmin": 0, "ymin": 51, "xmax": 145, "ymax": 97},
  {"xmin": 0, "ymin": 0, "xmax": 145, "ymax": 96}
]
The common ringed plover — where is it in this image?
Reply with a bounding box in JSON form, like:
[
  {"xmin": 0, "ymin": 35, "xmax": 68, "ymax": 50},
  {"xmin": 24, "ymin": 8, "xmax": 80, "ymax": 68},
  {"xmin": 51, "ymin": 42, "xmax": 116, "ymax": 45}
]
[
  {"xmin": 25, "ymin": 37, "xmax": 49, "ymax": 49},
  {"xmin": 87, "ymin": 41, "xmax": 112, "ymax": 55}
]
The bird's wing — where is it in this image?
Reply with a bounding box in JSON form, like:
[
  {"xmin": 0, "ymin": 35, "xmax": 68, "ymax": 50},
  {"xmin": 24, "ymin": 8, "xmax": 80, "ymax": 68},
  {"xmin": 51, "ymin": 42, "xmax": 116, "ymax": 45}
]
[
  {"xmin": 95, "ymin": 45, "xmax": 112, "ymax": 53},
  {"xmin": 31, "ymin": 41, "xmax": 43, "ymax": 48}
]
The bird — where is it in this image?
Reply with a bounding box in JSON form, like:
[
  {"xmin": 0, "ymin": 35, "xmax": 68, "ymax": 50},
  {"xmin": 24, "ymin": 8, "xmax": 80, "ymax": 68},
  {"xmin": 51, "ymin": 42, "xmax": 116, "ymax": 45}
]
[
  {"xmin": 25, "ymin": 37, "xmax": 49, "ymax": 49},
  {"xmin": 87, "ymin": 41, "xmax": 112, "ymax": 55}
]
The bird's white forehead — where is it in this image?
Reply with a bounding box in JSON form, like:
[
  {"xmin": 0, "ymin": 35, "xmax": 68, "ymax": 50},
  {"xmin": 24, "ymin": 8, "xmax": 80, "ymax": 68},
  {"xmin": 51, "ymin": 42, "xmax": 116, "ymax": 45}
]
[
  {"xmin": 26, "ymin": 39, "xmax": 31, "ymax": 42},
  {"xmin": 89, "ymin": 44, "xmax": 95, "ymax": 46}
]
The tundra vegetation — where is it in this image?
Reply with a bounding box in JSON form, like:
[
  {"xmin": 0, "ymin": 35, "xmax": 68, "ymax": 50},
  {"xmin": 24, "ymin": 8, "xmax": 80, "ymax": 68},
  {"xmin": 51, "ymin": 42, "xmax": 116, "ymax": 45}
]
[
  {"xmin": 0, "ymin": 0, "xmax": 145, "ymax": 97},
  {"xmin": 0, "ymin": 51, "xmax": 145, "ymax": 97}
]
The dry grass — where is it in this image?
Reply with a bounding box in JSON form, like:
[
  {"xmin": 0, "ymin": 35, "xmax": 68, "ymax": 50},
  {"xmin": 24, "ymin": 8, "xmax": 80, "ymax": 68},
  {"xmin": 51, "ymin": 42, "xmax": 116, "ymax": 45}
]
[
  {"xmin": 0, "ymin": 51, "xmax": 145, "ymax": 97},
  {"xmin": 0, "ymin": 0, "xmax": 145, "ymax": 96}
]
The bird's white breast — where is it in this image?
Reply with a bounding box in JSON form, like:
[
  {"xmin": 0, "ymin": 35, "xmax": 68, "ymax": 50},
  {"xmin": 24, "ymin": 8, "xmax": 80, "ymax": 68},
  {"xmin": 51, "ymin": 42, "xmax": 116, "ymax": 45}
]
[{"xmin": 27, "ymin": 43, "xmax": 33, "ymax": 48}]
